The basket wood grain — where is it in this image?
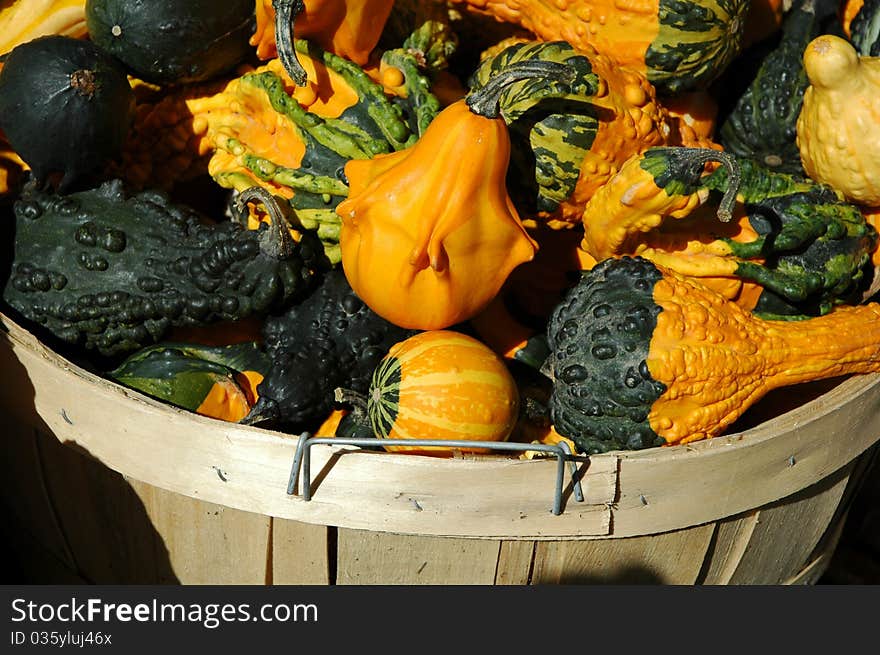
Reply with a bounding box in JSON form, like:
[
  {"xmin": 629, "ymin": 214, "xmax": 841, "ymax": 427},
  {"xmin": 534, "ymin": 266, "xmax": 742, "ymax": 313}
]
[{"xmin": 2, "ymin": 311, "xmax": 878, "ymax": 584}]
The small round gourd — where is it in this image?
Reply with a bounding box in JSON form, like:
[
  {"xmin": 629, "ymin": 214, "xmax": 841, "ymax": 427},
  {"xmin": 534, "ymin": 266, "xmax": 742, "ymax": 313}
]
[
  {"xmin": 366, "ymin": 330, "xmax": 520, "ymax": 455},
  {"xmin": 85, "ymin": 0, "xmax": 256, "ymax": 85},
  {"xmin": 0, "ymin": 35, "xmax": 134, "ymax": 190}
]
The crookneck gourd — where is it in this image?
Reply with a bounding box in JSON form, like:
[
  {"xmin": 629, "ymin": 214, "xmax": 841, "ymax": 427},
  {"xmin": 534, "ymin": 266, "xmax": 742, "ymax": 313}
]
[
  {"xmin": 578, "ymin": 147, "xmax": 879, "ymax": 318},
  {"xmin": 447, "ymin": 0, "xmax": 749, "ymax": 95},
  {"xmin": 545, "ymin": 255, "xmax": 880, "ymax": 453},
  {"xmin": 242, "ymin": 268, "xmax": 417, "ymax": 431},
  {"xmin": 2, "ymin": 181, "xmax": 325, "ymax": 356},
  {"xmin": 336, "ymin": 54, "xmax": 565, "ymax": 330},
  {"xmin": 113, "ymin": 36, "xmax": 445, "ymax": 264},
  {"xmin": 466, "ymin": 39, "xmax": 691, "ymax": 229},
  {"xmin": 796, "ymin": 34, "xmax": 880, "ymax": 207}
]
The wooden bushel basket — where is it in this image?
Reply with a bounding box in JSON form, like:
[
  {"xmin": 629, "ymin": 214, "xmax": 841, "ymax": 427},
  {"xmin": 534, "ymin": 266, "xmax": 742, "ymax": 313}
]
[{"xmin": 2, "ymin": 310, "xmax": 880, "ymax": 585}]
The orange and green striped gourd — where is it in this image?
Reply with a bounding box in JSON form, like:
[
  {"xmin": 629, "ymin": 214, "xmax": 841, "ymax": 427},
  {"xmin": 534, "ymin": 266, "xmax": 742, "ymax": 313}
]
[{"xmin": 355, "ymin": 330, "xmax": 521, "ymax": 455}]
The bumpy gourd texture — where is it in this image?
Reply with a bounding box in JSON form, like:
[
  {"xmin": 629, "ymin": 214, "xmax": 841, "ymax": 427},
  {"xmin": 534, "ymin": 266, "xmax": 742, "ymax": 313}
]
[
  {"xmin": 797, "ymin": 34, "xmax": 880, "ymax": 207},
  {"xmin": 547, "ymin": 256, "xmax": 880, "ymax": 453},
  {"xmin": 2, "ymin": 180, "xmax": 324, "ymax": 356},
  {"xmin": 447, "ymin": 0, "xmax": 749, "ymax": 94},
  {"xmin": 469, "ymin": 39, "xmax": 675, "ymax": 229},
  {"xmin": 247, "ymin": 269, "xmax": 416, "ymax": 430},
  {"xmin": 579, "ymin": 149, "xmax": 878, "ymax": 318}
]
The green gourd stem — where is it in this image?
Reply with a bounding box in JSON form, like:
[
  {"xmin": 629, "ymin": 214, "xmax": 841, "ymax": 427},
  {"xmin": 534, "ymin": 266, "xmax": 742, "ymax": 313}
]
[
  {"xmin": 686, "ymin": 149, "xmax": 741, "ymax": 223},
  {"xmin": 334, "ymin": 387, "xmax": 368, "ymax": 412},
  {"xmin": 465, "ymin": 60, "xmax": 576, "ymax": 119},
  {"xmin": 273, "ymin": 0, "xmax": 308, "ymax": 86},
  {"xmin": 292, "ymin": 39, "xmax": 415, "ymax": 151},
  {"xmin": 234, "ymin": 186, "xmax": 295, "ymax": 259}
]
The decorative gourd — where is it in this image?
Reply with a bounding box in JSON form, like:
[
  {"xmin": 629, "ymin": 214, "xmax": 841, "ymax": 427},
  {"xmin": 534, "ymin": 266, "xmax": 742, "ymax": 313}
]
[
  {"xmin": 796, "ymin": 34, "xmax": 880, "ymax": 206},
  {"xmin": 0, "ymin": 35, "xmax": 134, "ymax": 191},
  {"xmin": 545, "ymin": 255, "xmax": 880, "ymax": 453},
  {"xmin": 242, "ymin": 268, "xmax": 417, "ymax": 431},
  {"xmin": 0, "ymin": 0, "xmax": 87, "ymax": 57},
  {"xmin": 467, "ymin": 39, "xmax": 674, "ymax": 228},
  {"xmin": 335, "ymin": 56, "xmax": 557, "ymax": 330},
  {"xmin": 579, "ymin": 148, "xmax": 878, "ymax": 317},
  {"xmin": 85, "ymin": 0, "xmax": 256, "ymax": 85},
  {"xmin": 2, "ymin": 182, "xmax": 325, "ymax": 356},
  {"xmin": 718, "ymin": 0, "xmax": 819, "ymax": 174},
  {"xmin": 341, "ymin": 330, "xmax": 520, "ymax": 455},
  {"xmin": 252, "ymin": 0, "xmax": 394, "ymax": 79},
  {"xmin": 113, "ymin": 37, "xmax": 444, "ymax": 263},
  {"xmin": 447, "ymin": 0, "xmax": 750, "ymax": 95},
  {"xmin": 108, "ymin": 341, "xmax": 270, "ymax": 422}
]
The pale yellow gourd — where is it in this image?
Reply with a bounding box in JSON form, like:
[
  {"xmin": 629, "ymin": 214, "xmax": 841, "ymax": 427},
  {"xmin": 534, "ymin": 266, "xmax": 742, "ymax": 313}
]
[{"xmin": 796, "ymin": 34, "xmax": 880, "ymax": 206}]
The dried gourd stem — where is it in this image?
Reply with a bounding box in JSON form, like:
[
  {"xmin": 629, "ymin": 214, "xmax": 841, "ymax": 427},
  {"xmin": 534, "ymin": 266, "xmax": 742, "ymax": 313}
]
[
  {"xmin": 688, "ymin": 148, "xmax": 741, "ymax": 223},
  {"xmin": 465, "ymin": 60, "xmax": 576, "ymax": 119},
  {"xmin": 273, "ymin": 0, "xmax": 309, "ymax": 86},
  {"xmin": 234, "ymin": 186, "xmax": 295, "ymax": 259},
  {"xmin": 334, "ymin": 387, "xmax": 368, "ymax": 412}
]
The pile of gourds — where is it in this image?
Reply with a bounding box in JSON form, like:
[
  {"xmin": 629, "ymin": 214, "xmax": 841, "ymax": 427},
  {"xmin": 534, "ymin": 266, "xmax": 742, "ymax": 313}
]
[{"xmin": 4, "ymin": 0, "xmax": 880, "ymax": 456}]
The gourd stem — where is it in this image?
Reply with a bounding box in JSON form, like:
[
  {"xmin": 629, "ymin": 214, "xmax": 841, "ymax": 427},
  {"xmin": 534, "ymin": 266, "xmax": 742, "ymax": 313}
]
[
  {"xmin": 334, "ymin": 387, "xmax": 368, "ymax": 412},
  {"xmin": 234, "ymin": 186, "xmax": 295, "ymax": 259},
  {"xmin": 686, "ymin": 148, "xmax": 741, "ymax": 222},
  {"xmin": 273, "ymin": 0, "xmax": 309, "ymax": 86},
  {"xmin": 466, "ymin": 60, "xmax": 576, "ymax": 119}
]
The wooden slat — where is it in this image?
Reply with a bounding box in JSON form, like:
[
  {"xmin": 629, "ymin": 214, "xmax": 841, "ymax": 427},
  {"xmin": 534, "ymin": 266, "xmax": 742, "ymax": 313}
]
[
  {"xmin": 698, "ymin": 512, "xmax": 761, "ymax": 585},
  {"xmin": 35, "ymin": 429, "xmax": 176, "ymax": 584},
  {"xmin": 1, "ymin": 506, "xmax": 88, "ymax": 584},
  {"xmin": 271, "ymin": 518, "xmax": 331, "ymax": 584},
  {"xmin": 494, "ymin": 541, "xmax": 536, "ymax": 585},
  {"xmin": 530, "ymin": 523, "xmax": 716, "ymax": 584},
  {"xmin": 723, "ymin": 463, "xmax": 853, "ymax": 585},
  {"xmin": 128, "ymin": 479, "xmax": 271, "ymax": 585},
  {"xmin": 335, "ymin": 529, "xmax": 502, "ymax": 584}
]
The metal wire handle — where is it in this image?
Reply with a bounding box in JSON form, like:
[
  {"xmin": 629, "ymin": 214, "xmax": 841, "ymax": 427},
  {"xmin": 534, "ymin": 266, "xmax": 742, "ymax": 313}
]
[{"xmin": 286, "ymin": 433, "xmax": 587, "ymax": 515}]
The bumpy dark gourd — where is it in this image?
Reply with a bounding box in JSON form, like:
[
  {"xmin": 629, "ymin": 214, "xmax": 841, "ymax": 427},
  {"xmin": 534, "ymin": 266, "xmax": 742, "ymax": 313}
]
[
  {"xmin": 718, "ymin": 0, "xmax": 819, "ymax": 174},
  {"xmin": 2, "ymin": 180, "xmax": 326, "ymax": 356},
  {"xmin": 546, "ymin": 255, "xmax": 880, "ymax": 453},
  {"xmin": 0, "ymin": 35, "xmax": 134, "ymax": 191},
  {"xmin": 85, "ymin": 0, "xmax": 256, "ymax": 85},
  {"xmin": 244, "ymin": 269, "xmax": 417, "ymax": 431}
]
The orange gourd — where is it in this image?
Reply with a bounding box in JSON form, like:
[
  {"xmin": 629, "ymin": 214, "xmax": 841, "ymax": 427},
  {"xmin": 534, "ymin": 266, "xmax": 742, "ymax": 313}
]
[
  {"xmin": 356, "ymin": 330, "xmax": 520, "ymax": 455},
  {"xmin": 336, "ymin": 60, "xmax": 557, "ymax": 330}
]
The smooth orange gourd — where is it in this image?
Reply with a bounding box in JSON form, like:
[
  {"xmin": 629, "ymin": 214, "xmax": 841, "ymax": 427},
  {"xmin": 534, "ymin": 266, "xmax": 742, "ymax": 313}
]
[{"xmin": 336, "ymin": 70, "xmax": 542, "ymax": 330}]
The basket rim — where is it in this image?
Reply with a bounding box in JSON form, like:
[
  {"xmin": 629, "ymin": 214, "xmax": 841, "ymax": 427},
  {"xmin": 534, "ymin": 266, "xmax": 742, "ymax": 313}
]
[{"xmin": 3, "ymin": 310, "xmax": 880, "ymax": 540}]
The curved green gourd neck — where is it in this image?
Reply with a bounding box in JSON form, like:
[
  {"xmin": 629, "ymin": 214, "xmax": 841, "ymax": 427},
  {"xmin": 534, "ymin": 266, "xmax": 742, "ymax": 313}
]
[{"xmin": 465, "ymin": 60, "xmax": 576, "ymax": 120}]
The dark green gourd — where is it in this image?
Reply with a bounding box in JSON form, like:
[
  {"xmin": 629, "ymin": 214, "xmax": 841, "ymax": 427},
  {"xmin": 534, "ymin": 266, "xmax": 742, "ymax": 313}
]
[
  {"xmin": 243, "ymin": 269, "xmax": 417, "ymax": 431},
  {"xmin": 0, "ymin": 35, "xmax": 134, "ymax": 191},
  {"xmin": 850, "ymin": 0, "xmax": 880, "ymax": 55},
  {"xmin": 717, "ymin": 0, "xmax": 819, "ymax": 174},
  {"xmin": 2, "ymin": 180, "xmax": 326, "ymax": 356},
  {"xmin": 85, "ymin": 0, "xmax": 256, "ymax": 85}
]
